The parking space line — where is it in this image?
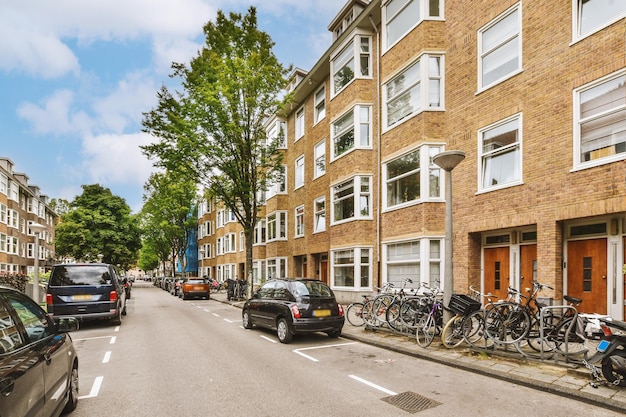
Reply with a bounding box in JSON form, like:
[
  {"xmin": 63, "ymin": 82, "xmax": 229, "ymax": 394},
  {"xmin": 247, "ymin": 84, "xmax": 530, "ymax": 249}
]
[
  {"xmin": 223, "ymin": 318, "xmax": 235, "ymax": 323},
  {"xmin": 110, "ymin": 336, "xmax": 116, "ymax": 344},
  {"xmin": 348, "ymin": 375, "xmax": 397, "ymax": 396},
  {"xmin": 212, "ymin": 313, "xmax": 220, "ymax": 317},
  {"xmin": 79, "ymin": 376, "xmax": 103, "ymax": 399},
  {"xmin": 293, "ymin": 342, "xmax": 356, "ymax": 362},
  {"xmin": 102, "ymin": 351, "xmax": 111, "ymax": 363},
  {"xmin": 260, "ymin": 335, "xmax": 277, "ymax": 343}
]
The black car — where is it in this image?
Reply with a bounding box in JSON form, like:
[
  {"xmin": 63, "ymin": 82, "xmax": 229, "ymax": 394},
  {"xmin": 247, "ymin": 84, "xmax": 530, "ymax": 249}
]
[
  {"xmin": 242, "ymin": 278, "xmax": 344, "ymax": 343},
  {"xmin": 0, "ymin": 285, "xmax": 79, "ymax": 417},
  {"xmin": 46, "ymin": 263, "xmax": 128, "ymax": 325}
]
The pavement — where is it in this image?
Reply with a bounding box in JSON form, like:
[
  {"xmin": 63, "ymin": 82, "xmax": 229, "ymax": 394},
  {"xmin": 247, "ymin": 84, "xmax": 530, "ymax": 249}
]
[{"xmin": 210, "ymin": 290, "xmax": 626, "ymax": 414}]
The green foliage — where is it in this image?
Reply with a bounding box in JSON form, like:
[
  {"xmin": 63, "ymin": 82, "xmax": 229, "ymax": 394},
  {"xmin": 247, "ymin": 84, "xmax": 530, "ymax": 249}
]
[{"xmin": 54, "ymin": 184, "xmax": 141, "ymax": 269}]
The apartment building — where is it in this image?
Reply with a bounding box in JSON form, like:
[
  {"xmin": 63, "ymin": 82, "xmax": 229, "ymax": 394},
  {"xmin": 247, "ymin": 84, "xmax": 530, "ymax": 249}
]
[
  {"xmin": 198, "ymin": 0, "xmax": 626, "ymax": 315},
  {"xmin": 0, "ymin": 157, "xmax": 57, "ymax": 276}
]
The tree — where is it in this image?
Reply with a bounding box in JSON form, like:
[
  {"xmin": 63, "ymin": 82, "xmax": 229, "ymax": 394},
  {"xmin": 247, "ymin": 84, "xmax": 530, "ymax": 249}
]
[
  {"xmin": 142, "ymin": 7, "xmax": 290, "ymax": 294},
  {"xmin": 55, "ymin": 184, "xmax": 141, "ymax": 269},
  {"xmin": 140, "ymin": 171, "xmax": 197, "ymax": 276}
]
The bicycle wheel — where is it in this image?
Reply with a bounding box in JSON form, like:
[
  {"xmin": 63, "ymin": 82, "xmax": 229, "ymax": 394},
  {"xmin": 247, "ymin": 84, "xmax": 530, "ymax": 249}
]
[
  {"xmin": 346, "ymin": 302, "xmax": 366, "ymax": 327},
  {"xmin": 526, "ymin": 313, "xmax": 558, "ymax": 353},
  {"xmin": 484, "ymin": 302, "xmax": 531, "ymax": 345},
  {"xmin": 462, "ymin": 310, "xmax": 495, "ymax": 350},
  {"xmin": 553, "ymin": 317, "xmax": 587, "ymax": 356},
  {"xmin": 398, "ymin": 298, "xmax": 421, "ymax": 332},
  {"xmin": 416, "ymin": 315, "xmax": 436, "ymax": 348},
  {"xmin": 441, "ymin": 314, "xmax": 465, "ymax": 348},
  {"xmin": 385, "ymin": 299, "xmax": 403, "ymax": 331},
  {"xmin": 368, "ymin": 295, "xmax": 393, "ymax": 327}
]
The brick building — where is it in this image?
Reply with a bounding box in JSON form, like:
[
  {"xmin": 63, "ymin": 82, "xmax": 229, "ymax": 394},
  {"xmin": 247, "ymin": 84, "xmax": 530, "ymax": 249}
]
[
  {"xmin": 198, "ymin": 0, "xmax": 626, "ymax": 316},
  {"xmin": 0, "ymin": 157, "xmax": 57, "ymax": 277}
]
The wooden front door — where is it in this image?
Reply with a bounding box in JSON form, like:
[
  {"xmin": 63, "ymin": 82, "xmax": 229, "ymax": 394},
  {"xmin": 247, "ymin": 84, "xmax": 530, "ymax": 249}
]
[
  {"xmin": 484, "ymin": 247, "xmax": 510, "ymax": 302},
  {"xmin": 567, "ymin": 238, "xmax": 607, "ymax": 314},
  {"xmin": 520, "ymin": 244, "xmax": 537, "ymax": 290},
  {"xmin": 320, "ymin": 259, "xmax": 328, "ymax": 284}
]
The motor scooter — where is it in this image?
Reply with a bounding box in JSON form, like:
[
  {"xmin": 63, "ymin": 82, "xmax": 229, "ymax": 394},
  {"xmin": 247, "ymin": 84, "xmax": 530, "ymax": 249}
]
[{"xmin": 584, "ymin": 318, "xmax": 626, "ymax": 388}]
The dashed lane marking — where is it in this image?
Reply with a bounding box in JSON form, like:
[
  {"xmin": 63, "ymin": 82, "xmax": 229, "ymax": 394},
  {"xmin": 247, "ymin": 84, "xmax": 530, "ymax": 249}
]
[{"xmin": 79, "ymin": 376, "xmax": 103, "ymax": 399}]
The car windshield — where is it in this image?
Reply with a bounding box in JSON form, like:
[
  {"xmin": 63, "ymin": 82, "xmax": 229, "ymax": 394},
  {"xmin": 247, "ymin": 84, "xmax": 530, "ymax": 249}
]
[
  {"xmin": 291, "ymin": 281, "xmax": 333, "ymax": 297},
  {"xmin": 50, "ymin": 266, "xmax": 112, "ymax": 286}
]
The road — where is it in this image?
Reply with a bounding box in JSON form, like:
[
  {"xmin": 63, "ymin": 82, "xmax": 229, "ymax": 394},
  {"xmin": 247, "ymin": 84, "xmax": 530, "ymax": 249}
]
[{"xmin": 69, "ymin": 281, "xmax": 620, "ymax": 417}]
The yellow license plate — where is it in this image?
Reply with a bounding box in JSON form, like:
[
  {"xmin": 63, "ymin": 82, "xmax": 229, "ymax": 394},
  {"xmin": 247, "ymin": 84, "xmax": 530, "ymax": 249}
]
[
  {"xmin": 313, "ymin": 309, "xmax": 331, "ymax": 317},
  {"xmin": 72, "ymin": 294, "xmax": 92, "ymax": 301}
]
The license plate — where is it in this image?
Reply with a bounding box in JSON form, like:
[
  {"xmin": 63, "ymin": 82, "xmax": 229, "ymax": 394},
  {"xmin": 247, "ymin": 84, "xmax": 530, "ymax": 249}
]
[
  {"xmin": 597, "ymin": 340, "xmax": 610, "ymax": 353},
  {"xmin": 72, "ymin": 294, "xmax": 92, "ymax": 301},
  {"xmin": 193, "ymin": 286, "xmax": 204, "ymax": 291},
  {"xmin": 313, "ymin": 309, "xmax": 331, "ymax": 317}
]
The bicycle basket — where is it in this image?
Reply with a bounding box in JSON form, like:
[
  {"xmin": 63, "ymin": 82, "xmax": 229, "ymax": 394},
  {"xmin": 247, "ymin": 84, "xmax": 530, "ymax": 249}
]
[{"xmin": 448, "ymin": 294, "xmax": 481, "ymax": 316}]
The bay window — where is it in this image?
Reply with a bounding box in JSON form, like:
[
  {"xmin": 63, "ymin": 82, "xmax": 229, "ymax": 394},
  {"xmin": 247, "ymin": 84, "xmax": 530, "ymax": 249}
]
[
  {"xmin": 332, "ymin": 105, "xmax": 371, "ymax": 158},
  {"xmin": 332, "ymin": 175, "xmax": 371, "ymax": 223},
  {"xmin": 331, "ymin": 35, "xmax": 372, "ymax": 95},
  {"xmin": 332, "ymin": 247, "xmax": 371, "ymax": 289},
  {"xmin": 267, "ymin": 211, "xmax": 287, "ymax": 241}
]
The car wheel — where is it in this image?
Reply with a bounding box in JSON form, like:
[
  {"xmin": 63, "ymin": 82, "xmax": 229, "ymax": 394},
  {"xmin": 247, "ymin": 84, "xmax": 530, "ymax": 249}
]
[
  {"xmin": 63, "ymin": 364, "xmax": 79, "ymax": 413},
  {"xmin": 111, "ymin": 306, "xmax": 122, "ymax": 325},
  {"xmin": 277, "ymin": 318, "xmax": 293, "ymax": 344},
  {"xmin": 242, "ymin": 310, "xmax": 253, "ymax": 329},
  {"xmin": 327, "ymin": 329, "xmax": 341, "ymax": 338}
]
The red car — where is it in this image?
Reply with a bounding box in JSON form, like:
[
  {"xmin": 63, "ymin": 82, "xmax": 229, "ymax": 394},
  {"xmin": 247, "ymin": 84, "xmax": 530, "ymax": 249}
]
[{"xmin": 179, "ymin": 278, "xmax": 210, "ymax": 300}]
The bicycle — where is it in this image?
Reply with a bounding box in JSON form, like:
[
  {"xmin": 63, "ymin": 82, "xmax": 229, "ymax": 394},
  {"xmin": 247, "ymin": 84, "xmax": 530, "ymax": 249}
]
[
  {"xmin": 414, "ymin": 283, "xmax": 444, "ymax": 348},
  {"xmin": 346, "ymin": 283, "xmax": 394, "ymax": 327},
  {"xmin": 441, "ymin": 287, "xmax": 483, "ymax": 348},
  {"xmin": 384, "ymin": 278, "xmax": 421, "ymax": 333}
]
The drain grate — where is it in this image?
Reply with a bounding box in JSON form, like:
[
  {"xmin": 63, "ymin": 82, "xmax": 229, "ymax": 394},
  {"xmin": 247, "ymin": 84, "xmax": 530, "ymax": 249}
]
[{"xmin": 381, "ymin": 391, "xmax": 441, "ymax": 414}]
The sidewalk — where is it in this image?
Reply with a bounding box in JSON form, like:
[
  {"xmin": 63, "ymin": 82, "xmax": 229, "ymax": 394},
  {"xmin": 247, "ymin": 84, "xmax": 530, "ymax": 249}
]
[{"xmin": 211, "ymin": 291, "xmax": 626, "ymax": 413}]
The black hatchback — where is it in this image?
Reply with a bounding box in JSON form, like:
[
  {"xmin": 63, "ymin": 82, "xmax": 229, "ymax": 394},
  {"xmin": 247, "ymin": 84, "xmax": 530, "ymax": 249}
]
[{"xmin": 242, "ymin": 278, "xmax": 344, "ymax": 343}]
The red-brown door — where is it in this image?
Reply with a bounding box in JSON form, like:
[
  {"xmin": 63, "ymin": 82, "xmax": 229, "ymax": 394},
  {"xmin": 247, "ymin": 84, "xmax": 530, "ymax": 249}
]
[
  {"xmin": 567, "ymin": 238, "xmax": 607, "ymax": 314},
  {"xmin": 484, "ymin": 247, "xmax": 510, "ymax": 302},
  {"xmin": 520, "ymin": 244, "xmax": 537, "ymax": 290},
  {"xmin": 320, "ymin": 260, "xmax": 328, "ymax": 284}
]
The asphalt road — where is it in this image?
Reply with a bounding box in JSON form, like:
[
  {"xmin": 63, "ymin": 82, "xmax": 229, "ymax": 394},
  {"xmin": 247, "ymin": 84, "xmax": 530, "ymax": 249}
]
[{"xmin": 68, "ymin": 281, "xmax": 621, "ymax": 417}]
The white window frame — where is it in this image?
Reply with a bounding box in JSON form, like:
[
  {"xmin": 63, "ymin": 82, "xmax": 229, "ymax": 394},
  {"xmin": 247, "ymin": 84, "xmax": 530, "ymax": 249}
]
[
  {"xmin": 314, "ymin": 86, "xmax": 326, "ymax": 124},
  {"xmin": 267, "ymin": 118, "xmax": 287, "ymax": 149},
  {"xmin": 313, "ymin": 196, "xmax": 326, "ymax": 233},
  {"xmin": 267, "ymin": 211, "xmax": 287, "ymax": 242},
  {"xmin": 383, "ymin": 54, "xmax": 444, "ymax": 130},
  {"xmin": 267, "ymin": 257, "xmax": 287, "ymax": 280},
  {"xmin": 295, "ymin": 155, "xmax": 304, "ymax": 189},
  {"xmin": 478, "ymin": 3, "xmax": 522, "ymax": 91},
  {"xmin": 267, "ymin": 165, "xmax": 287, "ymax": 199},
  {"xmin": 295, "ymin": 107, "xmax": 305, "ymax": 141},
  {"xmin": 478, "ymin": 113, "xmax": 523, "ymax": 192},
  {"xmin": 382, "ymin": 238, "xmax": 443, "ymax": 289},
  {"xmin": 331, "ymin": 175, "xmax": 372, "ymax": 224},
  {"xmin": 0, "ymin": 174, "xmax": 7, "ymax": 195},
  {"xmin": 254, "ymin": 219, "xmax": 266, "ymax": 245},
  {"xmin": 314, "ymin": 140, "xmax": 326, "ymax": 179},
  {"xmin": 331, "ymin": 105, "xmax": 372, "ymax": 159},
  {"xmin": 573, "ymin": 0, "xmax": 626, "ymax": 41},
  {"xmin": 331, "ymin": 34, "xmax": 372, "ymax": 96},
  {"xmin": 295, "ymin": 205, "xmax": 304, "ymax": 238},
  {"xmin": 382, "ymin": 144, "xmax": 443, "ymax": 211},
  {"xmin": 383, "ymin": 0, "xmax": 443, "ymax": 51},
  {"xmin": 573, "ymin": 70, "xmax": 626, "ymax": 168},
  {"xmin": 331, "ymin": 247, "xmax": 372, "ymax": 290}
]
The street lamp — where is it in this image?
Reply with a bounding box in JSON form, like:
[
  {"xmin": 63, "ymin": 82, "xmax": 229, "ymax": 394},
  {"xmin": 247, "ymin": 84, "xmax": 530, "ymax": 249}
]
[
  {"xmin": 432, "ymin": 150, "xmax": 465, "ymax": 323},
  {"xmin": 30, "ymin": 222, "xmax": 47, "ymax": 304}
]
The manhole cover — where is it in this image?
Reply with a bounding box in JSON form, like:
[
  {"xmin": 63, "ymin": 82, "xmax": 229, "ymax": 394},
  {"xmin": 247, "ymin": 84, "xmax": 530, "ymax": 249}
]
[{"xmin": 381, "ymin": 391, "xmax": 441, "ymax": 414}]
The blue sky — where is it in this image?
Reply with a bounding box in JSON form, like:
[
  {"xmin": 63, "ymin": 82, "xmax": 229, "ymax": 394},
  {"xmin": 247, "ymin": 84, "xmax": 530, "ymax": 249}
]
[{"xmin": 0, "ymin": 0, "xmax": 344, "ymax": 213}]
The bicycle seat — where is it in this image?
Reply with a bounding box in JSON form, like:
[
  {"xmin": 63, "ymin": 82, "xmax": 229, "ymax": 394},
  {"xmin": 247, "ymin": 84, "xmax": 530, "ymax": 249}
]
[{"xmin": 563, "ymin": 295, "xmax": 582, "ymax": 305}]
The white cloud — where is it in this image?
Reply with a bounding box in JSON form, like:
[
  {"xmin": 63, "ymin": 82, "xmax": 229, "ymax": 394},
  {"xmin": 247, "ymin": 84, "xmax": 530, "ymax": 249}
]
[{"xmin": 16, "ymin": 90, "xmax": 93, "ymax": 135}]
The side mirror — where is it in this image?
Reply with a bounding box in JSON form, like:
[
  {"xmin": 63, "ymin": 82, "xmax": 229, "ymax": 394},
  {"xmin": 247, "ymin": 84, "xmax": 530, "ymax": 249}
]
[{"xmin": 56, "ymin": 317, "xmax": 79, "ymax": 333}]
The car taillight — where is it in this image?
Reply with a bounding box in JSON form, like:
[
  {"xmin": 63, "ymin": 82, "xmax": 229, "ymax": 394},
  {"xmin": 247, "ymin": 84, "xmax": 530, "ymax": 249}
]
[
  {"xmin": 601, "ymin": 324, "xmax": 613, "ymax": 337},
  {"xmin": 46, "ymin": 293, "xmax": 53, "ymax": 305},
  {"xmin": 110, "ymin": 290, "xmax": 118, "ymax": 302},
  {"xmin": 290, "ymin": 304, "xmax": 301, "ymax": 319},
  {"xmin": 338, "ymin": 304, "xmax": 344, "ymax": 317}
]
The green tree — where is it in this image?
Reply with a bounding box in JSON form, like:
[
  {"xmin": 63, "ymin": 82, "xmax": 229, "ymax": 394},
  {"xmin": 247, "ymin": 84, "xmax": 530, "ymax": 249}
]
[
  {"xmin": 140, "ymin": 171, "xmax": 197, "ymax": 276},
  {"xmin": 55, "ymin": 184, "xmax": 141, "ymax": 269},
  {"xmin": 142, "ymin": 7, "xmax": 290, "ymax": 294}
]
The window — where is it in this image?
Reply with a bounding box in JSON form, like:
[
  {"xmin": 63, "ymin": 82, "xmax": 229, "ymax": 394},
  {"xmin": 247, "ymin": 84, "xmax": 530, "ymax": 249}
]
[
  {"xmin": 575, "ymin": 71, "xmax": 626, "ymax": 166},
  {"xmin": 267, "ymin": 211, "xmax": 287, "ymax": 241},
  {"xmin": 0, "ymin": 173, "xmax": 7, "ymax": 195},
  {"xmin": 383, "ymin": 145, "xmax": 443, "ymax": 209},
  {"xmin": 314, "ymin": 196, "xmax": 326, "ymax": 233},
  {"xmin": 332, "ymin": 176, "xmax": 371, "ymax": 223},
  {"xmin": 295, "ymin": 155, "xmax": 304, "ymax": 189},
  {"xmin": 332, "ymin": 247, "xmax": 371, "ymax": 289},
  {"xmin": 314, "ymin": 140, "xmax": 326, "ymax": 178},
  {"xmin": 384, "ymin": 238, "xmax": 442, "ymax": 289},
  {"xmin": 479, "ymin": 114, "xmax": 522, "ymax": 191},
  {"xmin": 331, "ymin": 35, "xmax": 372, "ymax": 95},
  {"xmin": 295, "ymin": 205, "xmax": 304, "ymax": 238},
  {"xmin": 384, "ymin": 55, "xmax": 443, "ymax": 128},
  {"xmin": 332, "ymin": 105, "xmax": 371, "ymax": 158},
  {"xmin": 314, "ymin": 87, "xmax": 326, "ymax": 123},
  {"xmin": 478, "ymin": 4, "xmax": 521, "ymax": 90},
  {"xmin": 575, "ymin": 0, "xmax": 626, "ymax": 38},
  {"xmin": 267, "ymin": 165, "xmax": 287, "ymax": 199},
  {"xmin": 267, "ymin": 257, "xmax": 287, "ymax": 279},
  {"xmin": 267, "ymin": 118, "xmax": 287, "ymax": 148},
  {"xmin": 384, "ymin": 0, "xmax": 442, "ymax": 49},
  {"xmin": 295, "ymin": 107, "xmax": 304, "ymax": 140},
  {"xmin": 0, "ymin": 204, "xmax": 6, "ymax": 224},
  {"xmin": 254, "ymin": 219, "xmax": 266, "ymax": 245}
]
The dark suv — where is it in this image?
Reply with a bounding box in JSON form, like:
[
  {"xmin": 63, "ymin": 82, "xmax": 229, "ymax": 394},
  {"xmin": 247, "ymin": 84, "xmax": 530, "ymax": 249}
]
[{"xmin": 46, "ymin": 263, "xmax": 128, "ymax": 325}]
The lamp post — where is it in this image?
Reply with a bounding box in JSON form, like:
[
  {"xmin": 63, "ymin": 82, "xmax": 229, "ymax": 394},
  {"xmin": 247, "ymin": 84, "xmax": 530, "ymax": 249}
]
[
  {"xmin": 30, "ymin": 222, "xmax": 47, "ymax": 304},
  {"xmin": 432, "ymin": 150, "xmax": 465, "ymax": 323}
]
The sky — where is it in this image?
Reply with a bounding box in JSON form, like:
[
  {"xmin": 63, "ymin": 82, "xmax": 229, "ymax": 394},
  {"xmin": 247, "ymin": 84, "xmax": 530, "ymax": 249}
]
[{"xmin": 0, "ymin": 0, "xmax": 345, "ymax": 213}]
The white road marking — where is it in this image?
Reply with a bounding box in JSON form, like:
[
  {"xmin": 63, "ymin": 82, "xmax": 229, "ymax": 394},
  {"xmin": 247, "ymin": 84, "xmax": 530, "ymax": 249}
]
[
  {"xmin": 260, "ymin": 335, "xmax": 277, "ymax": 343},
  {"xmin": 223, "ymin": 318, "xmax": 236, "ymax": 323},
  {"xmin": 349, "ymin": 375, "xmax": 397, "ymax": 396},
  {"xmin": 114, "ymin": 326, "xmax": 120, "ymax": 332},
  {"xmin": 72, "ymin": 336, "xmax": 116, "ymax": 341},
  {"xmin": 293, "ymin": 342, "xmax": 357, "ymax": 362},
  {"xmin": 212, "ymin": 313, "xmax": 220, "ymax": 317},
  {"xmin": 102, "ymin": 351, "xmax": 111, "ymax": 363},
  {"xmin": 79, "ymin": 376, "xmax": 104, "ymax": 399},
  {"xmin": 109, "ymin": 336, "xmax": 116, "ymax": 344}
]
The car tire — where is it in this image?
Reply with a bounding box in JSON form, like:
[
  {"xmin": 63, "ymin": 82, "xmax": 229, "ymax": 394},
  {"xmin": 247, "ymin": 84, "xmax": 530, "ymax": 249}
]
[
  {"xmin": 277, "ymin": 318, "xmax": 293, "ymax": 344},
  {"xmin": 111, "ymin": 306, "xmax": 122, "ymax": 325},
  {"xmin": 242, "ymin": 310, "xmax": 253, "ymax": 329},
  {"xmin": 327, "ymin": 329, "xmax": 341, "ymax": 338},
  {"xmin": 63, "ymin": 364, "xmax": 79, "ymax": 413}
]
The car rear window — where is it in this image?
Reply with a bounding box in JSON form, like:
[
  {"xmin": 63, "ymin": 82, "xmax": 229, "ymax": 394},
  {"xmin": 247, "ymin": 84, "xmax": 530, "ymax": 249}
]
[
  {"xmin": 50, "ymin": 266, "xmax": 113, "ymax": 286},
  {"xmin": 186, "ymin": 279, "xmax": 205, "ymax": 284},
  {"xmin": 291, "ymin": 281, "xmax": 333, "ymax": 297}
]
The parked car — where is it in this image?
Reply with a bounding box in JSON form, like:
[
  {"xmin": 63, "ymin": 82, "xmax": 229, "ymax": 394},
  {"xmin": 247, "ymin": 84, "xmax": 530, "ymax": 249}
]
[
  {"xmin": 0, "ymin": 285, "xmax": 79, "ymax": 417},
  {"xmin": 242, "ymin": 278, "xmax": 344, "ymax": 343},
  {"xmin": 180, "ymin": 278, "xmax": 210, "ymax": 300},
  {"xmin": 46, "ymin": 263, "xmax": 128, "ymax": 325},
  {"xmin": 170, "ymin": 278, "xmax": 184, "ymax": 296}
]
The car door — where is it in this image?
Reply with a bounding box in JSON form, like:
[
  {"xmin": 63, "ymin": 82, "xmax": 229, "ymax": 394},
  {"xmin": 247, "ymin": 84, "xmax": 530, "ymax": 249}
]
[
  {"xmin": 265, "ymin": 281, "xmax": 291, "ymax": 327},
  {"xmin": 249, "ymin": 281, "xmax": 275, "ymax": 328},
  {"xmin": 3, "ymin": 291, "xmax": 72, "ymax": 417}
]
